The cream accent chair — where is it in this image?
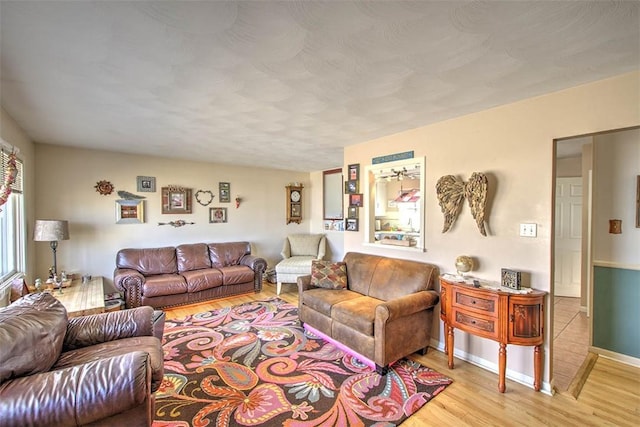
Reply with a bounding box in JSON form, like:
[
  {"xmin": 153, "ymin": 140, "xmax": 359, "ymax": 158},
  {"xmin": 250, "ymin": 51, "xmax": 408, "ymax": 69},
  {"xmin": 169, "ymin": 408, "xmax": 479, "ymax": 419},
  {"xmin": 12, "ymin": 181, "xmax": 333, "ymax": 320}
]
[{"xmin": 275, "ymin": 234, "xmax": 326, "ymax": 295}]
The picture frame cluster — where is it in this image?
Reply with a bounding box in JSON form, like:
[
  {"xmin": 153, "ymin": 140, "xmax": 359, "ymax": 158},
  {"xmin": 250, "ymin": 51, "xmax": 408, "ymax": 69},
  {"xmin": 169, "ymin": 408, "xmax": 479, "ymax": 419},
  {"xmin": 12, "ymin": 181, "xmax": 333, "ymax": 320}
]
[
  {"xmin": 113, "ymin": 176, "xmax": 238, "ymax": 226},
  {"xmin": 345, "ymin": 164, "xmax": 361, "ymax": 231}
]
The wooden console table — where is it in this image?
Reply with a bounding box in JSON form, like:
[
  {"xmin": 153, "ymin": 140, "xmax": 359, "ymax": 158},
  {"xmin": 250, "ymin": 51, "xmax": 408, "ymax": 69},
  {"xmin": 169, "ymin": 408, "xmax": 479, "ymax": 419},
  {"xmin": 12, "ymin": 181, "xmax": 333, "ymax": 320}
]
[
  {"xmin": 440, "ymin": 277, "xmax": 546, "ymax": 392},
  {"xmin": 53, "ymin": 276, "xmax": 105, "ymax": 318}
]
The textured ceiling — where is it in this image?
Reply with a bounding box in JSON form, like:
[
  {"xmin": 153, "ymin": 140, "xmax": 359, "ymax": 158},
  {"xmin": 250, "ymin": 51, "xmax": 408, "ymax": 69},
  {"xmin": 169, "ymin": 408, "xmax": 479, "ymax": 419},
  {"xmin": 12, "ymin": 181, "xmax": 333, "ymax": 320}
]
[{"xmin": 1, "ymin": 1, "xmax": 638, "ymax": 171}]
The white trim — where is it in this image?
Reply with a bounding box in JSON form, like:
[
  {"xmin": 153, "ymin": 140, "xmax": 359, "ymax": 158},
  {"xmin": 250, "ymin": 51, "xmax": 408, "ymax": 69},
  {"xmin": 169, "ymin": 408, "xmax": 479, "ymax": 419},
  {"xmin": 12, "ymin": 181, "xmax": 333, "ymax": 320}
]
[
  {"xmin": 430, "ymin": 338, "xmax": 553, "ymax": 395},
  {"xmin": 590, "ymin": 346, "xmax": 640, "ymax": 368},
  {"xmin": 592, "ymin": 260, "xmax": 640, "ymax": 271}
]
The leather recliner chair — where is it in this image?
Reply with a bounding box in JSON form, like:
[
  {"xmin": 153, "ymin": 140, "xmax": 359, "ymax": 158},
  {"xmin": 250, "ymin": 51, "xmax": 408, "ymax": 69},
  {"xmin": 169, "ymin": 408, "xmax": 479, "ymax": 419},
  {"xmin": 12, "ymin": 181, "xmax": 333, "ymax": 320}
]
[{"xmin": 0, "ymin": 292, "xmax": 164, "ymax": 426}]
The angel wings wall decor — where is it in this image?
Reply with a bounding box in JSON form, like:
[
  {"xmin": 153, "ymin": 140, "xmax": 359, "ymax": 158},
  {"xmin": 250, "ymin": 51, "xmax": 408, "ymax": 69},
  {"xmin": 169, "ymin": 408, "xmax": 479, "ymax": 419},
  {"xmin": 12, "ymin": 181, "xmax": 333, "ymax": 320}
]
[{"xmin": 436, "ymin": 172, "xmax": 489, "ymax": 236}]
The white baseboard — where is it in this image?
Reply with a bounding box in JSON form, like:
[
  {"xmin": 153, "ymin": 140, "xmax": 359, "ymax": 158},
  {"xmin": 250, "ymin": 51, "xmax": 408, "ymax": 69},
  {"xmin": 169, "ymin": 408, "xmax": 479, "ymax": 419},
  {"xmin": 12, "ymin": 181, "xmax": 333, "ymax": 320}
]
[
  {"xmin": 590, "ymin": 346, "xmax": 640, "ymax": 367},
  {"xmin": 429, "ymin": 338, "xmax": 553, "ymax": 395}
]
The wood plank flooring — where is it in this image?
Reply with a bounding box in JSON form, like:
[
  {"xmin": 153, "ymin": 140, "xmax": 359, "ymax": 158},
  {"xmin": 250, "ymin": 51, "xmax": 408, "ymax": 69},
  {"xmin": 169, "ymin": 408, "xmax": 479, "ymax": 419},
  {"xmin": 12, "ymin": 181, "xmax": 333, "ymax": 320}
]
[{"xmin": 163, "ymin": 284, "xmax": 640, "ymax": 426}]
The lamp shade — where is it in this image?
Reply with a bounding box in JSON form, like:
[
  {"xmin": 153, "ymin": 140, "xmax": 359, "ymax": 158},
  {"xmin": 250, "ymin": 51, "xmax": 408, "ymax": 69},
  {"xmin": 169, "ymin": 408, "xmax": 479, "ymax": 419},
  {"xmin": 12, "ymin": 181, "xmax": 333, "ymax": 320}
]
[{"xmin": 33, "ymin": 220, "xmax": 70, "ymax": 241}]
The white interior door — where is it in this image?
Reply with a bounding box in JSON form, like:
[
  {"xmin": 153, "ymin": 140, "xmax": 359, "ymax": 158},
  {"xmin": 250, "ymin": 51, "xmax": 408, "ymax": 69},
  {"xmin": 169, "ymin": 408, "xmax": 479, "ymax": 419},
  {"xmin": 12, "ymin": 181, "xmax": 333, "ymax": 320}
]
[{"xmin": 554, "ymin": 177, "xmax": 583, "ymax": 297}]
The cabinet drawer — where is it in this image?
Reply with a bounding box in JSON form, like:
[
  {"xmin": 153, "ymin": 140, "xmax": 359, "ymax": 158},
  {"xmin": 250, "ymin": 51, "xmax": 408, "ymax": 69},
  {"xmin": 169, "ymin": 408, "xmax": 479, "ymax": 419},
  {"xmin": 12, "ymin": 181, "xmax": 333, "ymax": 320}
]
[
  {"xmin": 453, "ymin": 289, "xmax": 499, "ymax": 317},
  {"xmin": 452, "ymin": 309, "xmax": 499, "ymax": 340}
]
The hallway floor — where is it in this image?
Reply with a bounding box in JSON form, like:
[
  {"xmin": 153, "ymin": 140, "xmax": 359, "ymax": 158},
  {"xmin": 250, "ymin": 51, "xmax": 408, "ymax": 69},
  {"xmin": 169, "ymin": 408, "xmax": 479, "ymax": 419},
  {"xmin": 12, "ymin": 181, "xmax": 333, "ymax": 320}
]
[{"xmin": 553, "ymin": 296, "xmax": 589, "ymax": 391}]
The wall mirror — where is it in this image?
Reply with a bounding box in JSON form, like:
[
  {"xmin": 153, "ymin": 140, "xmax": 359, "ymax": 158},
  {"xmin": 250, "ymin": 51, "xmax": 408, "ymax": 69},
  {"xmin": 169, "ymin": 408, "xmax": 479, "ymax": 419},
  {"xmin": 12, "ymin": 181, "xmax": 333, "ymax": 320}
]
[
  {"xmin": 323, "ymin": 168, "xmax": 343, "ymax": 220},
  {"xmin": 363, "ymin": 157, "xmax": 425, "ymax": 251}
]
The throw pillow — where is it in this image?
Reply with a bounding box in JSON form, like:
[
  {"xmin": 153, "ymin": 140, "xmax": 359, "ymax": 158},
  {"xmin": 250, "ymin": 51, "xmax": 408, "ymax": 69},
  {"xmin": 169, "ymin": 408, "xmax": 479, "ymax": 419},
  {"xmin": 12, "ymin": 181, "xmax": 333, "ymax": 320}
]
[{"xmin": 311, "ymin": 260, "xmax": 347, "ymax": 289}]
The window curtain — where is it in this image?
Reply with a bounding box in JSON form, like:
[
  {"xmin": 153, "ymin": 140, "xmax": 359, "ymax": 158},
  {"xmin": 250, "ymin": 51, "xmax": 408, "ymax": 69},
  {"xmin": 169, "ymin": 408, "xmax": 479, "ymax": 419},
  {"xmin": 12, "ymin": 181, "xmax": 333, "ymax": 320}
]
[{"xmin": 0, "ymin": 148, "xmax": 22, "ymax": 211}]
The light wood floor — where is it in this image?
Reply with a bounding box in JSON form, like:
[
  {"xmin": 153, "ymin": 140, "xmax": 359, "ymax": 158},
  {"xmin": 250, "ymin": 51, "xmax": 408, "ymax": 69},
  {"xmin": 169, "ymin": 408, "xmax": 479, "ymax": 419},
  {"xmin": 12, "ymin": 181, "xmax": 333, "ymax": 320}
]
[
  {"xmin": 553, "ymin": 296, "xmax": 589, "ymax": 391},
  {"xmin": 163, "ymin": 284, "xmax": 640, "ymax": 426}
]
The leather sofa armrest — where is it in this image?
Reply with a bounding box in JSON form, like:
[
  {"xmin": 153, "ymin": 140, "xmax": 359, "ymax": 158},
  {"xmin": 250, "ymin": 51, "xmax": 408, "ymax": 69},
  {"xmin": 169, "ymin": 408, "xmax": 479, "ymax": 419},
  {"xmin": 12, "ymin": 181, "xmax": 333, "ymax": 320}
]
[
  {"xmin": 0, "ymin": 351, "xmax": 152, "ymax": 426},
  {"xmin": 64, "ymin": 306, "xmax": 154, "ymax": 350},
  {"xmin": 296, "ymin": 274, "xmax": 314, "ymax": 293},
  {"xmin": 375, "ymin": 290, "xmax": 440, "ymax": 323},
  {"xmin": 240, "ymin": 254, "xmax": 267, "ymax": 273},
  {"xmin": 114, "ymin": 268, "xmax": 145, "ymax": 308}
]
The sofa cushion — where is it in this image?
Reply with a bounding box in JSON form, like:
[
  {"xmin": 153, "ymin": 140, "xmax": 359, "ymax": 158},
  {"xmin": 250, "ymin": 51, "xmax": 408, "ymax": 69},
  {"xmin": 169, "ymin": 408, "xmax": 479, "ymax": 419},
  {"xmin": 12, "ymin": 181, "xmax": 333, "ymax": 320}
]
[
  {"xmin": 54, "ymin": 336, "xmax": 164, "ymax": 392},
  {"xmin": 275, "ymin": 256, "xmax": 316, "ymax": 275},
  {"xmin": 182, "ymin": 268, "xmax": 223, "ymax": 293},
  {"xmin": 301, "ymin": 288, "xmax": 362, "ymax": 317},
  {"xmin": 176, "ymin": 243, "xmax": 211, "ymax": 273},
  {"xmin": 142, "ymin": 274, "xmax": 188, "ymax": 297},
  {"xmin": 208, "ymin": 242, "xmax": 250, "ymax": 268},
  {"xmin": 220, "ymin": 266, "xmax": 255, "ymax": 285},
  {"xmin": 288, "ymin": 234, "xmax": 323, "ymax": 257},
  {"xmin": 116, "ymin": 247, "xmax": 178, "ymax": 275},
  {"xmin": 0, "ymin": 293, "xmax": 68, "ymax": 383},
  {"xmin": 311, "ymin": 261, "xmax": 347, "ymax": 289},
  {"xmin": 331, "ymin": 296, "xmax": 380, "ymax": 336}
]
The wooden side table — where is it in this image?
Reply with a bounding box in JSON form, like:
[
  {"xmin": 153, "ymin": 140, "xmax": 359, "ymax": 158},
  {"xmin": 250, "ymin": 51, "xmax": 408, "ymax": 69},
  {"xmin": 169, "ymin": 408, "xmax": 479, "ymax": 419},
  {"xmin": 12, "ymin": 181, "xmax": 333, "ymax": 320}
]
[
  {"xmin": 440, "ymin": 277, "xmax": 546, "ymax": 392},
  {"xmin": 53, "ymin": 276, "xmax": 105, "ymax": 318}
]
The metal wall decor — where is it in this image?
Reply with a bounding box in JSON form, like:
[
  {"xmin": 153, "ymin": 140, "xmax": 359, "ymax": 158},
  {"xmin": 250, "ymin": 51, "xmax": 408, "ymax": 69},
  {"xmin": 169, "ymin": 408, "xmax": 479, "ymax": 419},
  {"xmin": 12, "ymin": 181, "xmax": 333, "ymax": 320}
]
[
  {"xmin": 158, "ymin": 220, "xmax": 195, "ymax": 227},
  {"xmin": 195, "ymin": 190, "xmax": 215, "ymax": 206},
  {"xmin": 95, "ymin": 180, "xmax": 114, "ymax": 195},
  {"xmin": 436, "ymin": 172, "xmax": 488, "ymax": 236}
]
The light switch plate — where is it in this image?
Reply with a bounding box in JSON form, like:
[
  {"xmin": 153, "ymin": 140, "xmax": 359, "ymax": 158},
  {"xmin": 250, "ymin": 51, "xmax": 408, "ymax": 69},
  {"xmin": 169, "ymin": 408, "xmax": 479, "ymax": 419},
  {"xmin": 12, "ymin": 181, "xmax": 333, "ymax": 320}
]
[{"xmin": 520, "ymin": 223, "xmax": 537, "ymax": 237}]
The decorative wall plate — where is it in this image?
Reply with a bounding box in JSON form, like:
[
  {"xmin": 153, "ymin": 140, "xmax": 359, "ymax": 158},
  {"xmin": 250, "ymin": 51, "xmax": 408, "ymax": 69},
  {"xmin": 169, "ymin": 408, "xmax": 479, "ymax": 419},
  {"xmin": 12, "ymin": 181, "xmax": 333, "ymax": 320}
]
[
  {"xmin": 195, "ymin": 190, "xmax": 215, "ymax": 206},
  {"xmin": 95, "ymin": 180, "xmax": 114, "ymax": 195}
]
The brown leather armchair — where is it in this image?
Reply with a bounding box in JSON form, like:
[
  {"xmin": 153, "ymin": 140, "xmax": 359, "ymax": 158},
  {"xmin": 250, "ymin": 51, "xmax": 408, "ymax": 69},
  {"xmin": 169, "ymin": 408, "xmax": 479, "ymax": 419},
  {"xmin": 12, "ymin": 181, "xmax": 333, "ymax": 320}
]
[{"xmin": 0, "ymin": 292, "xmax": 164, "ymax": 426}]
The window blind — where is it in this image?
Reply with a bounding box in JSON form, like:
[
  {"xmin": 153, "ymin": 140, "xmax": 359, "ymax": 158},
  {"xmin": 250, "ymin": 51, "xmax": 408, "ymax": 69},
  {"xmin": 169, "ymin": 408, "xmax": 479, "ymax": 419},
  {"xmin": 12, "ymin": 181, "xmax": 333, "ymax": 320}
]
[{"xmin": 1, "ymin": 149, "xmax": 23, "ymax": 194}]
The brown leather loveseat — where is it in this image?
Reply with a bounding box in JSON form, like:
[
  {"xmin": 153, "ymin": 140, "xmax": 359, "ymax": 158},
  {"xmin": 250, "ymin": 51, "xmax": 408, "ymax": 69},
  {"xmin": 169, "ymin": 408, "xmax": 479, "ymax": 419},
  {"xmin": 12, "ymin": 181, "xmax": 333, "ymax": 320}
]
[
  {"xmin": 114, "ymin": 241, "xmax": 267, "ymax": 309},
  {"xmin": 297, "ymin": 252, "xmax": 439, "ymax": 374},
  {"xmin": 0, "ymin": 292, "xmax": 164, "ymax": 426}
]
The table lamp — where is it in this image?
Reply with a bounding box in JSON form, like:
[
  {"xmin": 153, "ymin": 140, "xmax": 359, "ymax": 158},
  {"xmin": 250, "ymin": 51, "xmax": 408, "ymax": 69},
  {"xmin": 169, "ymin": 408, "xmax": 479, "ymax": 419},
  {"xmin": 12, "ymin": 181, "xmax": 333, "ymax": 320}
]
[{"xmin": 33, "ymin": 219, "xmax": 70, "ymax": 278}]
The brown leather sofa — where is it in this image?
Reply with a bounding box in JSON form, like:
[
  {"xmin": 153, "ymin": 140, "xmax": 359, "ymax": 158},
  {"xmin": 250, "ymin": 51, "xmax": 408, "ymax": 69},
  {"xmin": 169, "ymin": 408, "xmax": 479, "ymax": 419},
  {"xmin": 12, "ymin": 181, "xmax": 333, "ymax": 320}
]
[
  {"xmin": 114, "ymin": 241, "xmax": 267, "ymax": 309},
  {"xmin": 0, "ymin": 292, "xmax": 164, "ymax": 426},
  {"xmin": 297, "ymin": 252, "xmax": 439, "ymax": 374}
]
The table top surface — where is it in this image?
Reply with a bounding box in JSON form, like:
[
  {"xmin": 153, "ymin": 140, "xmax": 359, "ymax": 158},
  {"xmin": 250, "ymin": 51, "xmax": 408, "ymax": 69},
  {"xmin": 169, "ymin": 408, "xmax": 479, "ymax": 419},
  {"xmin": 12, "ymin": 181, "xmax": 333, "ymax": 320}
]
[{"xmin": 51, "ymin": 276, "xmax": 105, "ymax": 317}]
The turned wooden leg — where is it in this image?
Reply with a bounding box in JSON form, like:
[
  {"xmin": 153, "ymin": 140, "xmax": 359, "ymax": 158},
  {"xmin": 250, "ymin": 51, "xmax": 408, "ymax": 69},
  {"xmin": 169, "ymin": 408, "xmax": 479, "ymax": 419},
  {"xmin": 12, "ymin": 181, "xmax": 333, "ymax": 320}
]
[
  {"xmin": 534, "ymin": 344, "xmax": 542, "ymax": 391},
  {"xmin": 498, "ymin": 343, "xmax": 507, "ymax": 393},
  {"xmin": 276, "ymin": 281, "xmax": 282, "ymax": 295},
  {"xmin": 446, "ymin": 325, "xmax": 455, "ymax": 369}
]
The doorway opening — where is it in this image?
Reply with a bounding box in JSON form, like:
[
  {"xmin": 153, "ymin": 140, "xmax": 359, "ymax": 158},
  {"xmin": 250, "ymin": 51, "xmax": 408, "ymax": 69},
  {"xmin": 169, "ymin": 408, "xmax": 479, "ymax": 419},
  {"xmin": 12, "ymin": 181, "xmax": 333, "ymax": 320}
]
[{"xmin": 552, "ymin": 126, "xmax": 640, "ymax": 395}]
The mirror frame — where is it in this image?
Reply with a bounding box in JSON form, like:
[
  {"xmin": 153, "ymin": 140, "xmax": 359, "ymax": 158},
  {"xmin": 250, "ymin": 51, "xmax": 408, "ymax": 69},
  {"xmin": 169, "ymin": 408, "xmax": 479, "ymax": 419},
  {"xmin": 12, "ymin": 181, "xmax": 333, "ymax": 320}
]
[
  {"xmin": 323, "ymin": 168, "xmax": 344, "ymax": 220},
  {"xmin": 363, "ymin": 157, "xmax": 426, "ymax": 251}
]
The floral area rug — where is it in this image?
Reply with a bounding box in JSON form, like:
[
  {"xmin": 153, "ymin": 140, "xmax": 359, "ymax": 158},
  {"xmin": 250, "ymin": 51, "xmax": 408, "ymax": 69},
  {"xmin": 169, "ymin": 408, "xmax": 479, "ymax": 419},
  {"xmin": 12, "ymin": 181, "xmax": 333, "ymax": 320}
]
[{"xmin": 153, "ymin": 298, "xmax": 452, "ymax": 426}]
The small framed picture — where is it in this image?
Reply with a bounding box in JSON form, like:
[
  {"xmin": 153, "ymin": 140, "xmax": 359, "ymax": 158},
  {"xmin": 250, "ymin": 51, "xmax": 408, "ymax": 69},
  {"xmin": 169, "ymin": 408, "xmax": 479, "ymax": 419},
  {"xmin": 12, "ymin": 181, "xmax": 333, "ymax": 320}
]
[
  {"xmin": 116, "ymin": 199, "xmax": 144, "ymax": 224},
  {"xmin": 347, "ymin": 206, "xmax": 358, "ymax": 219},
  {"xmin": 345, "ymin": 180, "xmax": 359, "ymax": 194},
  {"xmin": 136, "ymin": 176, "xmax": 156, "ymax": 192},
  {"xmin": 349, "ymin": 193, "xmax": 363, "ymax": 207},
  {"xmin": 348, "ymin": 164, "xmax": 360, "ymax": 181},
  {"xmin": 219, "ymin": 182, "xmax": 231, "ymax": 203},
  {"xmin": 346, "ymin": 218, "xmax": 359, "ymax": 232},
  {"xmin": 209, "ymin": 207, "xmax": 227, "ymax": 223},
  {"xmin": 162, "ymin": 187, "xmax": 192, "ymax": 214}
]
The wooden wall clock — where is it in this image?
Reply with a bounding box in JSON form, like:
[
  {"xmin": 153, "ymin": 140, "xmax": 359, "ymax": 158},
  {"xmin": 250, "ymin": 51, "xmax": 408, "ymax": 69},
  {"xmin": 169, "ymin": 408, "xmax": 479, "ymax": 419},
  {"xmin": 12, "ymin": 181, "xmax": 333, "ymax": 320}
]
[{"xmin": 286, "ymin": 184, "xmax": 303, "ymax": 224}]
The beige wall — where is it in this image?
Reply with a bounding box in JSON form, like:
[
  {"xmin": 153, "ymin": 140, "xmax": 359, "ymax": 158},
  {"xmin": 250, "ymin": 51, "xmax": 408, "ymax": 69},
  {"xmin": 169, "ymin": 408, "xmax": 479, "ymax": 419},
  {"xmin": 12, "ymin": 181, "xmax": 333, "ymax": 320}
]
[
  {"xmin": 592, "ymin": 128, "xmax": 640, "ymax": 265},
  {"xmin": 344, "ymin": 72, "xmax": 640, "ymax": 390},
  {"xmin": 556, "ymin": 156, "xmax": 582, "ymax": 177},
  {"xmin": 33, "ymin": 145, "xmax": 310, "ymax": 291},
  {"xmin": 1, "ymin": 107, "xmax": 36, "ymax": 279}
]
